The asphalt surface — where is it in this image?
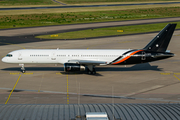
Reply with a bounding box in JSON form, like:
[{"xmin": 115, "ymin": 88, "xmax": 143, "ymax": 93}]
[
  {"xmin": 0, "ymin": 17, "xmax": 180, "ymax": 47},
  {"xmin": 52, "ymin": 0, "xmax": 67, "ymax": 5},
  {"xmin": 1, "ymin": 17, "xmax": 180, "ymax": 37},
  {"xmin": 0, "ymin": 2, "xmax": 180, "ymax": 10},
  {"xmin": 1, "ymin": 31, "xmax": 180, "ymax": 104},
  {"xmin": 0, "ymin": 18, "xmax": 180, "ymax": 104}
]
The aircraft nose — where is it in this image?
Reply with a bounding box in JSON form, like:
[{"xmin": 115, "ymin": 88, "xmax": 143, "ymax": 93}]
[{"xmin": 2, "ymin": 57, "xmax": 7, "ymax": 63}]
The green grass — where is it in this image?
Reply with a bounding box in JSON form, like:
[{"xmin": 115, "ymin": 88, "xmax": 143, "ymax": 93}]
[
  {"xmin": 0, "ymin": 7, "xmax": 180, "ymax": 29},
  {"xmin": 60, "ymin": 0, "xmax": 179, "ymax": 4},
  {"xmin": 0, "ymin": 0, "xmax": 178, "ymax": 5},
  {"xmin": 0, "ymin": 0, "xmax": 57, "ymax": 5},
  {"xmin": 0, "ymin": 0, "xmax": 176, "ymax": 5},
  {"xmin": 36, "ymin": 22, "xmax": 180, "ymax": 39}
]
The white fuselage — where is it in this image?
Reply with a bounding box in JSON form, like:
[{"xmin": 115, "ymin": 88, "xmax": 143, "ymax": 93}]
[{"xmin": 2, "ymin": 49, "xmax": 130, "ymax": 65}]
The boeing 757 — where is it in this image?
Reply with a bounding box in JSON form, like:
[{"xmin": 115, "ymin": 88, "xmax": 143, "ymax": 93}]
[{"xmin": 2, "ymin": 24, "xmax": 176, "ymax": 74}]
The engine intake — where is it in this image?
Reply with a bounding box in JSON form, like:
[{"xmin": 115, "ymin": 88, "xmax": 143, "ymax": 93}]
[{"xmin": 64, "ymin": 63, "xmax": 85, "ymax": 72}]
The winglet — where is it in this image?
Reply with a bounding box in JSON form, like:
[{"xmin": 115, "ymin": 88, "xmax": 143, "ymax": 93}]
[{"xmin": 143, "ymin": 24, "xmax": 176, "ymax": 52}]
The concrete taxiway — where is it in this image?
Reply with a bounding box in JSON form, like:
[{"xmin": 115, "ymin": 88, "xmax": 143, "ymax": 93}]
[
  {"xmin": 0, "ymin": 18, "xmax": 180, "ymax": 104},
  {"xmin": 0, "ymin": 30, "xmax": 180, "ymax": 104}
]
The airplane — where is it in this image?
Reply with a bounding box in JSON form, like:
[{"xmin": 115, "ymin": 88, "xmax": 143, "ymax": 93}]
[{"xmin": 1, "ymin": 24, "xmax": 176, "ymax": 75}]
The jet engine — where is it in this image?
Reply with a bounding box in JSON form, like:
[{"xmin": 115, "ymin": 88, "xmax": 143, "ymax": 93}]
[{"xmin": 64, "ymin": 63, "xmax": 85, "ymax": 72}]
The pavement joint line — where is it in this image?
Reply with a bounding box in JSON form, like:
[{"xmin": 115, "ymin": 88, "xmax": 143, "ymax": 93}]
[
  {"xmin": 67, "ymin": 74, "xmax": 69, "ymax": 104},
  {"xmin": 1, "ymin": 86, "xmax": 180, "ymax": 103},
  {"xmin": 124, "ymin": 85, "xmax": 164, "ymax": 97},
  {"xmin": 5, "ymin": 74, "xmax": 21, "ymax": 104},
  {"xmin": 173, "ymin": 75, "xmax": 180, "ymax": 81},
  {"xmin": 38, "ymin": 73, "xmax": 44, "ymax": 93}
]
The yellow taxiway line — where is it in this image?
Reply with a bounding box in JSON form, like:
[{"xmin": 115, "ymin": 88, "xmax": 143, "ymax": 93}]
[
  {"xmin": 160, "ymin": 73, "xmax": 171, "ymax": 75},
  {"xmin": 10, "ymin": 73, "xmax": 20, "ymax": 75},
  {"xmin": 5, "ymin": 74, "xmax": 21, "ymax": 104},
  {"xmin": 56, "ymin": 72, "xmax": 62, "ymax": 75},
  {"xmin": 173, "ymin": 75, "xmax": 180, "ymax": 81},
  {"xmin": 160, "ymin": 72, "xmax": 180, "ymax": 81},
  {"xmin": 9, "ymin": 72, "xmax": 33, "ymax": 75}
]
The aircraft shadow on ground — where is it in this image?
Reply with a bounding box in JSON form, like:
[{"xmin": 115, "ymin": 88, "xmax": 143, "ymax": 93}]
[
  {"xmin": 97, "ymin": 63, "xmax": 162, "ymax": 71},
  {"xmin": 7, "ymin": 89, "xmax": 24, "ymax": 92},
  {"xmin": 1, "ymin": 63, "xmax": 162, "ymax": 73}
]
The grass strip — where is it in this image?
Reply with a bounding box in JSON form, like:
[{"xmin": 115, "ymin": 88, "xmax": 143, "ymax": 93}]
[
  {"xmin": 0, "ymin": 0, "xmax": 178, "ymax": 5},
  {"xmin": 0, "ymin": 0, "xmax": 177, "ymax": 6},
  {"xmin": 0, "ymin": 0, "xmax": 57, "ymax": 6},
  {"xmin": 0, "ymin": 7, "xmax": 180, "ymax": 29},
  {"xmin": 36, "ymin": 22, "xmax": 180, "ymax": 39},
  {"xmin": 60, "ymin": 0, "xmax": 180, "ymax": 4}
]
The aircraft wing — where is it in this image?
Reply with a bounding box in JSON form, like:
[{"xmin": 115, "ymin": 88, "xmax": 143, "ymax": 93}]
[{"xmin": 67, "ymin": 60, "xmax": 108, "ymax": 65}]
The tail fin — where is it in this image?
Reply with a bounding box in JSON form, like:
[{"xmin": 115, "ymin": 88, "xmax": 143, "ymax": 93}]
[{"xmin": 143, "ymin": 23, "xmax": 176, "ymax": 52}]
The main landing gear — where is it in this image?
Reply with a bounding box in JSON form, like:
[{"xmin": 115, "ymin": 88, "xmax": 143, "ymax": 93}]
[
  {"xmin": 19, "ymin": 64, "xmax": 26, "ymax": 73},
  {"xmin": 87, "ymin": 65, "xmax": 96, "ymax": 75}
]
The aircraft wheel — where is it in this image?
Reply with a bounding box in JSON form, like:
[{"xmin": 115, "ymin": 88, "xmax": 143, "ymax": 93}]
[
  {"xmin": 88, "ymin": 71, "xmax": 92, "ymax": 75},
  {"xmin": 92, "ymin": 68, "xmax": 96, "ymax": 75},
  {"xmin": 21, "ymin": 70, "xmax": 26, "ymax": 73},
  {"xmin": 87, "ymin": 68, "xmax": 96, "ymax": 75},
  {"xmin": 92, "ymin": 71, "xmax": 96, "ymax": 75}
]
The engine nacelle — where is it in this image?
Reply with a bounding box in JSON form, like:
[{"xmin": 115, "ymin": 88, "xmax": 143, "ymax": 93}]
[{"xmin": 64, "ymin": 63, "xmax": 85, "ymax": 72}]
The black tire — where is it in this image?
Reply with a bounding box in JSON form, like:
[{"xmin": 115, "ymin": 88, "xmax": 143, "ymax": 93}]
[
  {"xmin": 92, "ymin": 68, "xmax": 96, "ymax": 75},
  {"xmin": 22, "ymin": 70, "xmax": 26, "ymax": 73},
  {"xmin": 92, "ymin": 71, "xmax": 96, "ymax": 75},
  {"xmin": 87, "ymin": 68, "xmax": 96, "ymax": 75},
  {"xmin": 88, "ymin": 71, "xmax": 92, "ymax": 75}
]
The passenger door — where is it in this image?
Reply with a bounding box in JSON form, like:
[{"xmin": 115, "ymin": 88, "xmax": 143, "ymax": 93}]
[
  {"xmin": 18, "ymin": 52, "xmax": 22, "ymax": 60},
  {"xmin": 51, "ymin": 52, "xmax": 56, "ymax": 60}
]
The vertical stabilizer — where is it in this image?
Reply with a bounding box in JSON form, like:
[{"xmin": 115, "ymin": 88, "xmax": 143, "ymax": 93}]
[{"xmin": 143, "ymin": 24, "xmax": 176, "ymax": 52}]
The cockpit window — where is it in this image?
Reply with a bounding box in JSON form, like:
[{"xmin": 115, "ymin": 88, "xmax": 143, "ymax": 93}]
[{"xmin": 6, "ymin": 54, "xmax": 13, "ymax": 57}]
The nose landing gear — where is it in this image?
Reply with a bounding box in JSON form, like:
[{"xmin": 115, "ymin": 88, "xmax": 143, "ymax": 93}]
[
  {"xmin": 19, "ymin": 64, "xmax": 26, "ymax": 73},
  {"xmin": 21, "ymin": 69, "xmax": 26, "ymax": 73}
]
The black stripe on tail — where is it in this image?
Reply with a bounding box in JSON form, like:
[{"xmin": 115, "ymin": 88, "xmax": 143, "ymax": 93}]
[{"xmin": 143, "ymin": 24, "xmax": 176, "ymax": 52}]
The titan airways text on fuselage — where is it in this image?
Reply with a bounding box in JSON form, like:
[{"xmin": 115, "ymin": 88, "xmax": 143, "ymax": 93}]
[{"xmin": 2, "ymin": 24, "xmax": 176, "ymax": 75}]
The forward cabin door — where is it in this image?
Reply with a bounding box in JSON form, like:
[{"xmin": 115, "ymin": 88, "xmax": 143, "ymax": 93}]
[
  {"xmin": 51, "ymin": 52, "xmax": 56, "ymax": 61},
  {"xmin": 18, "ymin": 52, "xmax": 22, "ymax": 60}
]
